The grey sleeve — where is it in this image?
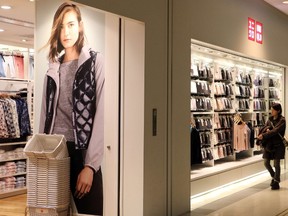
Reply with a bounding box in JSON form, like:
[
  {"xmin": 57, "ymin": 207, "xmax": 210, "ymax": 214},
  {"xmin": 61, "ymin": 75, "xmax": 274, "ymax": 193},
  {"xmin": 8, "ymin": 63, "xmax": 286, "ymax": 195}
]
[{"xmin": 83, "ymin": 53, "xmax": 105, "ymax": 172}]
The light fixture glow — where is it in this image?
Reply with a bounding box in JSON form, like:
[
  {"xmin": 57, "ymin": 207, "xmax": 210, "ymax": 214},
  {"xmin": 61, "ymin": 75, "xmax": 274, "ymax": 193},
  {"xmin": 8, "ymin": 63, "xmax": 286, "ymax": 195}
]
[
  {"xmin": 0, "ymin": 29, "xmax": 4, "ymax": 32},
  {"xmin": 1, "ymin": 5, "xmax": 11, "ymax": 10},
  {"xmin": 283, "ymin": 1, "xmax": 288, "ymax": 4}
]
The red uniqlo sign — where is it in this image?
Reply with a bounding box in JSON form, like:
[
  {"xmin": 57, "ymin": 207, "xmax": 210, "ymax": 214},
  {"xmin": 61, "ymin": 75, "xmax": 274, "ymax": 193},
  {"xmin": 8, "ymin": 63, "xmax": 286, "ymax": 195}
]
[
  {"xmin": 256, "ymin": 21, "xmax": 263, "ymax": 44},
  {"xmin": 248, "ymin": 17, "xmax": 263, "ymax": 44},
  {"xmin": 248, "ymin": 18, "xmax": 255, "ymax": 41}
]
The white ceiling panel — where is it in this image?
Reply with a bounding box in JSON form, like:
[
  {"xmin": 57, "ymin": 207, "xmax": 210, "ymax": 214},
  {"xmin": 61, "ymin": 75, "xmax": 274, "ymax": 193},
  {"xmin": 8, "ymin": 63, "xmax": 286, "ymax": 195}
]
[
  {"xmin": 264, "ymin": 0, "xmax": 288, "ymax": 15},
  {"xmin": 0, "ymin": 1, "xmax": 286, "ymax": 49}
]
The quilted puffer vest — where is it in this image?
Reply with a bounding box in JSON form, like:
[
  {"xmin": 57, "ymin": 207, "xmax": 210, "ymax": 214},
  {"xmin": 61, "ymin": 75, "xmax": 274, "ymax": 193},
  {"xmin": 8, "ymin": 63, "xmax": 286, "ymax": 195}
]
[
  {"xmin": 72, "ymin": 51, "xmax": 97, "ymax": 149},
  {"xmin": 44, "ymin": 51, "xmax": 97, "ymax": 150}
]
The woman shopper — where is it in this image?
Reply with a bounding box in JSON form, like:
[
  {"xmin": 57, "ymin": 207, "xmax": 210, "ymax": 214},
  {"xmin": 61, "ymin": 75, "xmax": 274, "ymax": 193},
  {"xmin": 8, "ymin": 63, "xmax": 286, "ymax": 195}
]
[
  {"xmin": 39, "ymin": 2, "xmax": 104, "ymax": 215},
  {"xmin": 257, "ymin": 103, "xmax": 286, "ymax": 190}
]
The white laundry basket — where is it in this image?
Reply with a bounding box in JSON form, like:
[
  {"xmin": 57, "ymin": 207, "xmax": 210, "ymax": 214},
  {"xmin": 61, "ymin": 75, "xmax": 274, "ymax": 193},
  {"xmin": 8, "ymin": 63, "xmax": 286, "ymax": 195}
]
[{"xmin": 24, "ymin": 134, "xmax": 70, "ymax": 216}]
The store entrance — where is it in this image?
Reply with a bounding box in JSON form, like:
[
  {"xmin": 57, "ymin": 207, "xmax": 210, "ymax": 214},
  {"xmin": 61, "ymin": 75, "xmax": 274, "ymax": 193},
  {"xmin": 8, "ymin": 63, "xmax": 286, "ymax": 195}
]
[{"xmin": 189, "ymin": 39, "xmax": 286, "ymax": 196}]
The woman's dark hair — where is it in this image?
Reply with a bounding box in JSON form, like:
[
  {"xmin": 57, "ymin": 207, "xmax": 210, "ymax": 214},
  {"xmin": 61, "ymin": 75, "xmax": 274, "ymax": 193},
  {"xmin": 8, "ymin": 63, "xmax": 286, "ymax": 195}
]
[
  {"xmin": 46, "ymin": 2, "xmax": 85, "ymax": 62},
  {"xmin": 272, "ymin": 103, "xmax": 282, "ymax": 115}
]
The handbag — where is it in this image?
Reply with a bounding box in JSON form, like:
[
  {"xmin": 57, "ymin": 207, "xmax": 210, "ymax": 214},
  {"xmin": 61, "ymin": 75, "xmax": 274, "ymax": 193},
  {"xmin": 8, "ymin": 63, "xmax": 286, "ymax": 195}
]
[
  {"xmin": 279, "ymin": 133, "xmax": 288, "ymax": 147},
  {"xmin": 283, "ymin": 136, "xmax": 288, "ymax": 147},
  {"xmin": 270, "ymin": 121, "xmax": 288, "ymax": 147}
]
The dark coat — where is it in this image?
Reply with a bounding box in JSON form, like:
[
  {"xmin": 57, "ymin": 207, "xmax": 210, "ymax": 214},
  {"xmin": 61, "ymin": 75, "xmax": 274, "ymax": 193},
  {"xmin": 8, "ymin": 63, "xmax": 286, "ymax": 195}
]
[{"xmin": 259, "ymin": 115, "xmax": 286, "ymax": 159}]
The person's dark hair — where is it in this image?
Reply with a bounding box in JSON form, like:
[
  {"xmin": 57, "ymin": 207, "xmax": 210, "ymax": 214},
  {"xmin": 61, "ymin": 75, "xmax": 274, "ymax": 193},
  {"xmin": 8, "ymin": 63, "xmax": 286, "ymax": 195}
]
[
  {"xmin": 272, "ymin": 103, "xmax": 282, "ymax": 115},
  {"xmin": 47, "ymin": 2, "xmax": 85, "ymax": 62}
]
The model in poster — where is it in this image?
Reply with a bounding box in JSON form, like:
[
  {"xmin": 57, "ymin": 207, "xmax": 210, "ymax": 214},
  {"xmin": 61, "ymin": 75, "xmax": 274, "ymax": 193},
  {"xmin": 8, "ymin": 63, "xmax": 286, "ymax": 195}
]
[{"xmin": 39, "ymin": 2, "xmax": 104, "ymax": 215}]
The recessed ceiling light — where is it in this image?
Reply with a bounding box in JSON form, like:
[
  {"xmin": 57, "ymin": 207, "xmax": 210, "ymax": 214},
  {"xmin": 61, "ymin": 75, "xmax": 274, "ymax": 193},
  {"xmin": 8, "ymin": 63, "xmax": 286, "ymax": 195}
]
[
  {"xmin": 22, "ymin": 39, "xmax": 27, "ymax": 42},
  {"xmin": 283, "ymin": 1, "xmax": 288, "ymax": 4},
  {"xmin": 1, "ymin": 5, "xmax": 11, "ymax": 10},
  {"xmin": 0, "ymin": 29, "xmax": 4, "ymax": 32}
]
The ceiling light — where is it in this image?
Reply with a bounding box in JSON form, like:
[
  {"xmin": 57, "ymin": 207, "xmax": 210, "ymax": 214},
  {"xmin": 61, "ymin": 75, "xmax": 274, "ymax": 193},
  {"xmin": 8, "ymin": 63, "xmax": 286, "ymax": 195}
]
[
  {"xmin": 22, "ymin": 39, "xmax": 27, "ymax": 42},
  {"xmin": 0, "ymin": 29, "xmax": 4, "ymax": 32},
  {"xmin": 1, "ymin": 5, "xmax": 11, "ymax": 10},
  {"xmin": 283, "ymin": 1, "xmax": 288, "ymax": 4}
]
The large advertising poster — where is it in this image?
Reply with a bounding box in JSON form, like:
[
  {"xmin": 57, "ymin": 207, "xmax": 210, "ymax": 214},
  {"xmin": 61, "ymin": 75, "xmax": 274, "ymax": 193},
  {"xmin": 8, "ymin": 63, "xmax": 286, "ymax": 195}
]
[
  {"xmin": 34, "ymin": 1, "xmax": 112, "ymax": 215},
  {"xmin": 35, "ymin": 1, "xmax": 145, "ymax": 215}
]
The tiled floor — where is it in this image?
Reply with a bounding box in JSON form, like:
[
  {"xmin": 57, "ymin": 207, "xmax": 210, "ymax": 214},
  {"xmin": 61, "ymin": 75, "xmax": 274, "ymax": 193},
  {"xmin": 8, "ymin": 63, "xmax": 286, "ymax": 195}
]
[
  {"xmin": 3, "ymin": 167, "xmax": 288, "ymax": 216},
  {"xmin": 185, "ymin": 168, "xmax": 288, "ymax": 216}
]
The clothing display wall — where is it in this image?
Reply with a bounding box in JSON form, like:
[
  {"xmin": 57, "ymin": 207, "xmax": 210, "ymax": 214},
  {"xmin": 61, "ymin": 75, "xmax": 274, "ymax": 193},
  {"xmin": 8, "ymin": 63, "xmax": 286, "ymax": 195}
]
[
  {"xmin": 0, "ymin": 47, "xmax": 34, "ymax": 81},
  {"xmin": 0, "ymin": 96, "xmax": 31, "ymax": 139},
  {"xmin": 0, "ymin": 51, "xmax": 25, "ymax": 79},
  {"xmin": 190, "ymin": 42, "xmax": 284, "ymax": 169},
  {"xmin": 0, "ymin": 78, "xmax": 33, "ymax": 198}
]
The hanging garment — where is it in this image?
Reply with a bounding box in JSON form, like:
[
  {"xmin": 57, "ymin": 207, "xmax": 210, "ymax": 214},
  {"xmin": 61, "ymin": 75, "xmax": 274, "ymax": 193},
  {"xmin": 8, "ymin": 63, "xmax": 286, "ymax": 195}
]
[
  {"xmin": 0, "ymin": 103, "xmax": 9, "ymax": 138},
  {"xmin": 0, "ymin": 54, "xmax": 6, "ymax": 77},
  {"xmin": 13, "ymin": 98, "xmax": 31, "ymax": 136},
  {"xmin": 0, "ymin": 96, "xmax": 30, "ymax": 139},
  {"xmin": 3, "ymin": 55, "xmax": 16, "ymax": 78},
  {"xmin": 0, "ymin": 99, "xmax": 17, "ymax": 138},
  {"xmin": 191, "ymin": 127, "xmax": 202, "ymax": 165},
  {"xmin": 13, "ymin": 55, "xmax": 24, "ymax": 79},
  {"xmin": 233, "ymin": 123, "xmax": 251, "ymax": 151},
  {"xmin": 7, "ymin": 98, "xmax": 20, "ymax": 138},
  {"xmin": 247, "ymin": 122, "xmax": 255, "ymax": 148}
]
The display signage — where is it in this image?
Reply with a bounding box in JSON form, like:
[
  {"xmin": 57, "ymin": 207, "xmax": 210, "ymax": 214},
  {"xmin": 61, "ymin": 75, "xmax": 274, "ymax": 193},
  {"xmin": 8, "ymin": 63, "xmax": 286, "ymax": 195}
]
[
  {"xmin": 248, "ymin": 17, "xmax": 263, "ymax": 44},
  {"xmin": 256, "ymin": 21, "xmax": 263, "ymax": 44},
  {"xmin": 248, "ymin": 17, "xmax": 255, "ymax": 41}
]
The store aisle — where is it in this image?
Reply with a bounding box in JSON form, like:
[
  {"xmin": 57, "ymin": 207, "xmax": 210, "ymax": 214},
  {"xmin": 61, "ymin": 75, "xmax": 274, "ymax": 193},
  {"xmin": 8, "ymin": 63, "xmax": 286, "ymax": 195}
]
[{"xmin": 187, "ymin": 169, "xmax": 288, "ymax": 216}]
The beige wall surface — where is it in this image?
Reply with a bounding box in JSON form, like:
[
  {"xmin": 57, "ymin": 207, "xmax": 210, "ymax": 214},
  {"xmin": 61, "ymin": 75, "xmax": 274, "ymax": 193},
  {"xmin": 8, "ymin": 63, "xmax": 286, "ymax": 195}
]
[
  {"xmin": 73, "ymin": 1, "xmax": 176, "ymax": 216},
  {"xmin": 173, "ymin": 0, "xmax": 288, "ymax": 65},
  {"xmin": 74, "ymin": 0, "xmax": 288, "ymax": 216}
]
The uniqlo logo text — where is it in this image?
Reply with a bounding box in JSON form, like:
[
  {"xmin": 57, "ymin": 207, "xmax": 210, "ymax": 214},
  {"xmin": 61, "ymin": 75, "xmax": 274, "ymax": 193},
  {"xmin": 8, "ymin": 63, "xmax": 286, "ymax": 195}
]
[
  {"xmin": 248, "ymin": 18, "xmax": 263, "ymax": 44},
  {"xmin": 256, "ymin": 21, "xmax": 263, "ymax": 44},
  {"xmin": 248, "ymin": 18, "xmax": 255, "ymax": 41}
]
